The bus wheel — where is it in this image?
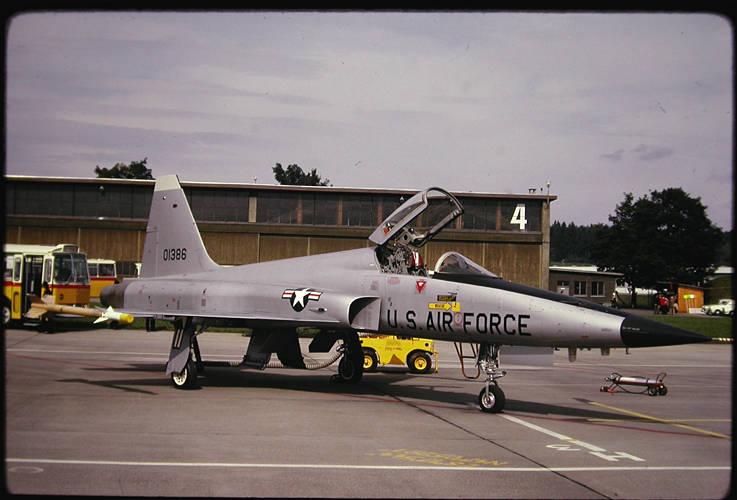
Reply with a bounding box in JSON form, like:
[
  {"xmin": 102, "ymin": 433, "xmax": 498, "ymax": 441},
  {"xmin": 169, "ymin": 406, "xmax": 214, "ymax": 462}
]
[{"xmin": 2, "ymin": 303, "xmax": 10, "ymax": 326}]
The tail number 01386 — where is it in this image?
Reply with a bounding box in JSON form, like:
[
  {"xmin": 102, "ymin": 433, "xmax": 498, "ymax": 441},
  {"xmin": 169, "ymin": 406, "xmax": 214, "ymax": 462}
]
[{"xmin": 163, "ymin": 248, "xmax": 187, "ymax": 261}]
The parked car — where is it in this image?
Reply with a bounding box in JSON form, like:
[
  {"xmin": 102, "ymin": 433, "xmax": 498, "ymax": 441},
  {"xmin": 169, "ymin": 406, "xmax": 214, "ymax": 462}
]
[{"xmin": 702, "ymin": 299, "xmax": 734, "ymax": 316}]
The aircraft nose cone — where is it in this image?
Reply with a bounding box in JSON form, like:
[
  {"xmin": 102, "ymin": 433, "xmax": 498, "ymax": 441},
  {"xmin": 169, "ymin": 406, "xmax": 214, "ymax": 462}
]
[{"xmin": 620, "ymin": 314, "xmax": 711, "ymax": 347}]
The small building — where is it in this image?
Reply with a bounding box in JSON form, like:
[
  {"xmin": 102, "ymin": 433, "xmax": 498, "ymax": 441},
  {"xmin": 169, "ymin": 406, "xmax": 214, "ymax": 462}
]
[
  {"xmin": 549, "ymin": 265, "xmax": 623, "ymax": 306},
  {"xmin": 655, "ymin": 282, "xmax": 705, "ymax": 314}
]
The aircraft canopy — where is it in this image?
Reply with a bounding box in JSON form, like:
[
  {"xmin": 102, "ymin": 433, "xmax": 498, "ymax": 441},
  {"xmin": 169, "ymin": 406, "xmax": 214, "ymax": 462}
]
[{"xmin": 368, "ymin": 187, "xmax": 464, "ymax": 248}]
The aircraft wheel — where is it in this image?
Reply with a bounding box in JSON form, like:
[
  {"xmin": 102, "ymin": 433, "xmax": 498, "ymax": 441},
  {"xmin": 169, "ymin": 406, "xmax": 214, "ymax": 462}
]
[
  {"xmin": 408, "ymin": 351, "xmax": 432, "ymax": 374},
  {"xmin": 171, "ymin": 358, "xmax": 198, "ymax": 389},
  {"xmin": 145, "ymin": 318, "xmax": 156, "ymax": 332},
  {"xmin": 363, "ymin": 349, "xmax": 378, "ymax": 372},
  {"xmin": 647, "ymin": 387, "xmax": 659, "ymax": 396},
  {"xmin": 478, "ymin": 384, "xmax": 505, "ymax": 413},
  {"xmin": 658, "ymin": 386, "xmax": 668, "ymax": 396},
  {"xmin": 338, "ymin": 354, "xmax": 363, "ymax": 383}
]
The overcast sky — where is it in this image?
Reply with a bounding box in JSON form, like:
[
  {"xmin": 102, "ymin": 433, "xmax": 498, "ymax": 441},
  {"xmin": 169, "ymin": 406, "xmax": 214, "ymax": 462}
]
[{"xmin": 5, "ymin": 12, "xmax": 733, "ymax": 229}]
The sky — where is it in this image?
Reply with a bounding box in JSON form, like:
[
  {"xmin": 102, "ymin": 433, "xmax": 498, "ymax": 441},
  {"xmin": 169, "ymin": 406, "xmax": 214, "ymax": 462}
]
[{"xmin": 5, "ymin": 11, "xmax": 733, "ymax": 229}]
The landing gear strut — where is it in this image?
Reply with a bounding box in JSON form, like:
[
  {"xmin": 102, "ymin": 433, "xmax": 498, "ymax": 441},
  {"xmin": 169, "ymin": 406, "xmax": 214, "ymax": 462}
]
[
  {"xmin": 331, "ymin": 331, "xmax": 364, "ymax": 384},
  {"xmin": 477, "ymin": 344, "xmax": 506, "ymax": 413},
  {"xmin": 166, "ymin": 317, "xmax": 201, "ymax": 389}
]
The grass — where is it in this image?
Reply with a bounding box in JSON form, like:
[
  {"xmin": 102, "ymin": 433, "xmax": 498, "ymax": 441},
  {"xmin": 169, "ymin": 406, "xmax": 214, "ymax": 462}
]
[{"xmin": 648, "ymin": 314, "xmax": 733, "ymax": 339}]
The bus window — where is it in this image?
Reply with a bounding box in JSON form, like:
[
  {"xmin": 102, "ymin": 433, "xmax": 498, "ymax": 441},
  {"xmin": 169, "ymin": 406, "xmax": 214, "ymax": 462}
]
[
  {"xmin": 5, "ymin": 256, "xmax": 12, "ymax": 281},
  {"xmin": 54, "ymin": 255, "xmax": 73, "ymax": 283},
  {"xmin": 98, "ymin": 263, "xmax": 116, "ymax": 278},
  {"xmin": 88, "ymin": 262, "xmax": 98, "ymax": 277},
  {"xmin": 43, "ymin": 258, "xmax": 52, "ymax": 284},
  {"xmin": 13, "ymin": 256, "xmax": 22, "ymax": 282},
  {"xmin": 72, "ymin": 255, "xmax": 89, "ymax": 282}
]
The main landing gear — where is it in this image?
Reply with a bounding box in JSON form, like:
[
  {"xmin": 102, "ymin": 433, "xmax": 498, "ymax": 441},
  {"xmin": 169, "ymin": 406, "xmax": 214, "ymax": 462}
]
[
  {"xmin": 331, "ymin": 331, "xmax": 364, "ymax": 384},
  {"xmin": 477, "ymin": 344, "xmax": 506, "ymax": 413},
  {"xmin": 167, "ymin": 318, "xmax": 203, "ymax": 389}
]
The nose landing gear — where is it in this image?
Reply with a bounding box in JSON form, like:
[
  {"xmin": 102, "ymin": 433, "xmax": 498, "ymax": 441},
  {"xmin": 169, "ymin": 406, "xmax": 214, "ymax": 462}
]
[{"xmin": 477, "ymin": 344, "xmax": 506, "ymax": 413}]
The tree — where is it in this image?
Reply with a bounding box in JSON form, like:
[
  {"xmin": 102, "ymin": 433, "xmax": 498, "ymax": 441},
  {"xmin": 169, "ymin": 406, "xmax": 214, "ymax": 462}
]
[
  {"xmin": 591, "ymin": 188, "xmax": 722, "ymax": 307},
  {"xmin": 272, "ymin": 163, "xmax": 330, "ymax": 186},
  {"xmin": 95, "ymin": 158, "xmax": 154, "ymax": 179},
  {"xmin": 550, "ymin": 221, "xmax": 606, "ymax": 263}
]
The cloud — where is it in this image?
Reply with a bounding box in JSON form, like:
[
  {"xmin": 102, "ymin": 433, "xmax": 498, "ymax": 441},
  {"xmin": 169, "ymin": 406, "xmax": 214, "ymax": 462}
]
[
  {"xmin": 600, "ymin": 149, "xmax": 625, "ymax": 161},
  {"xmin": 631, "ymin": 144, "xmax": 674, "ymax": 161}
]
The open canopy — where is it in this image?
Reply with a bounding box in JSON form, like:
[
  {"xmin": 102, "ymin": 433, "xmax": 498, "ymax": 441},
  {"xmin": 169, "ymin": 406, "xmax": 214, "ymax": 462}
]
[{"xmin": 368, "ymin": 187, "xmax": 464, "ymax": 248}]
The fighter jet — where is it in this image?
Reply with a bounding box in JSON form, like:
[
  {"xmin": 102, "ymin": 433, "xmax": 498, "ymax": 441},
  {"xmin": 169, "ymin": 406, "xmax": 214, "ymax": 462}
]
[{"xmin": 101, "ymin": 175, "xmax": 710, "ymax": 413}]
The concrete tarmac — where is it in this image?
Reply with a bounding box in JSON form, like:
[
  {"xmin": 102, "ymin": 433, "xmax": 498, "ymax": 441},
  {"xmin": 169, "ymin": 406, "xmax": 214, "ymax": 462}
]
[{"xmin": 5, "ymin": 326, "xmax": 733, "ymax": 498}]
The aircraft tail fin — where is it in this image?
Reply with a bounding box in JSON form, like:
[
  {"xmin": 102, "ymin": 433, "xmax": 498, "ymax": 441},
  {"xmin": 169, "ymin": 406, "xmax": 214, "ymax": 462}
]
[{"xmin": 140, "ymin": 175, "xmax": 219, "ymax": 278}]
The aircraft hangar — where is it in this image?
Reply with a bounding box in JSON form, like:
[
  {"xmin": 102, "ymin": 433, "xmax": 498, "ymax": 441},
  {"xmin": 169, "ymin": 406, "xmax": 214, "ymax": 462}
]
[{"xmin": 4, "ymin": 175, "xmax": 555, "ymax": 288}]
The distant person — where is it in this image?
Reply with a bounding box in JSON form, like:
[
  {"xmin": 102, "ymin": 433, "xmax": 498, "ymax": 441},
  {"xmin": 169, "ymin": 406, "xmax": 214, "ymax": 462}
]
[
  {"xmin": 611, "ymin": 290, "xmax": 620, "ymax": 309},
  {"xmin": 670, "ymin": 296, "xmax": 679, "ymax": 314}
]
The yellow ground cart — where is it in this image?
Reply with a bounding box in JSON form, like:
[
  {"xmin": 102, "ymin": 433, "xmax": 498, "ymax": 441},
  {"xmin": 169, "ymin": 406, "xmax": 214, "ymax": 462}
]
[
  {"xmin": 3, "ymin": 243, "xmax": 90, "ymax": 327},
  {"xmin": 87, "ymin": 258, "xmax": 118, "ymax": 300},
  {"xmin": 359, "ymin": 334, "xmax": 438, "ymax": 374}
]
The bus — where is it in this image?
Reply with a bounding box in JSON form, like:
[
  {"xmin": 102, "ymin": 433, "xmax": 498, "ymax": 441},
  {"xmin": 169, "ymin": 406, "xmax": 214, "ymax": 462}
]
[
  {"xmin": 3, "ymin": 243, "xmax": 90, "ymax": 325},
  {"xmin": 87, "ymin": 258, "xmax": 117, "ymax": 300}
]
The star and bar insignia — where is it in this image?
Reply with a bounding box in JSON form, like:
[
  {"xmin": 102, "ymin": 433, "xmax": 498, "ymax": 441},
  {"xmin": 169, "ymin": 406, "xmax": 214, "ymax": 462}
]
[{"xmin": 282, "ymin": 287, "xmax": 322, "ymax": 312}]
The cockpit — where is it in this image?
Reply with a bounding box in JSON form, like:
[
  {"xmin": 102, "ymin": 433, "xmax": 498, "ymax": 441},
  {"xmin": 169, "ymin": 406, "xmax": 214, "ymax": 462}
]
[{"xmin": 371, "ymin": 187, "xmax": 498, "ymax": 279}]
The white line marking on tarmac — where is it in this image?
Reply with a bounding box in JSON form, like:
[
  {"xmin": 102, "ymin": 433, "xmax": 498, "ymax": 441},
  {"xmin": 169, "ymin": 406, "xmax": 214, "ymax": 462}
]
[
  {"xmin": 501, "ymin": 415, "xmax": 607, "ymax": 452},
  {"xmin": 5, "ymin": 458, "xmax": 730, "ymax": 473}
]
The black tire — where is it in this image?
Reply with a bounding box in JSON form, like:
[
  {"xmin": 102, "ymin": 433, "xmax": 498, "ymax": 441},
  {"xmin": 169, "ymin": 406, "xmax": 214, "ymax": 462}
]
[
  {"xmin": 478, "ymin": 384, "xmax": 506, "ymax": 413},
  {"xmin": 658, "ymin": 386, "xmax": 668, "ymax": 396},
  {"xmin": 171, "ymin": 357, "xmax": 198, "ymax": 389},
  {"xmin": 363, "ymin": 349, "xmax": 378, "ymax": 372},
  {"xmin": 145, "ymin": 318, "xmax": 156, "ymax": 332},
  {"xmin": 338, "ymin": 353, "xmax": 363, "ymax": 383},
  {"xmin": 2, "ymin": 302, "xmax": 11, "ymax": 326},
  {"xmin": 408, "ymin": 351, "xmax": 433, "ymax": 374},
  {"xmin": 714, "ymin": 309, "xmax": 723, "ymax": 316},
  {"xmin": 648, "ymin": 386, "xmax": 659, "ymax": 396}
]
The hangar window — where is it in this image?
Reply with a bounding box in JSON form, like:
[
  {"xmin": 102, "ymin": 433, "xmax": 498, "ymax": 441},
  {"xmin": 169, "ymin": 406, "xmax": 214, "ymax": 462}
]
[
  {"xmin": 574, "ymin": 281, "xmax": 587, "ymax": 296},
  {"xmin": 342, "ymin": 195, "xmax": 376, "ymax": 227},
  {"xmin": 257, "ymin": 192, "xmax": 299, "ymax": 224},
  {"xmin": 312, "ymin": 194, "xmax": 339, "ymax": 225},
  {"xmin": 131, "ymin": 189, "xmax": 153, "ymax": 219},
  {"xmin": 460, "ymin": 199, "xmax": 496, "ymax": 230},
  {"xmin": 591, "ymin": 281, "xmax": 604, "ymax": 297},
  {"xmin": 5, "ymin": 184, "xmax": 15, "ymax": 214},
  {"xmin": 189, "ymin": 189, "xmax": 248, "ymax": 222},
  {"xmin": 76, "ymin": 185, "xmax": 132, "ymax": 218},
  {"xmin": 377, "ymin": 195, "xmax": 403, "ymax": 222},
  {"xmin": 14, "ymin": 182, "xmax": 74, "ymax": 216}
]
